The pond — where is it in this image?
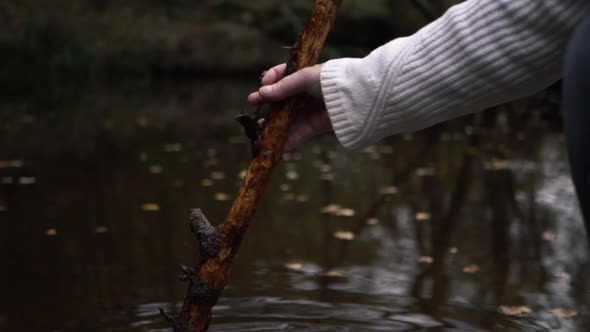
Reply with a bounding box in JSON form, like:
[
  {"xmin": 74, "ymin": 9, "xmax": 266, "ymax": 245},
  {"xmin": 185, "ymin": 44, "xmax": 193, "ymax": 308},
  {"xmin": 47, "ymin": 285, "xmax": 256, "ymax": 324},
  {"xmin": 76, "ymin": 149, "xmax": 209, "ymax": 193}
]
[{"xmin": 0, "ymin": 80, "xmax": 588, "ymax": 331}]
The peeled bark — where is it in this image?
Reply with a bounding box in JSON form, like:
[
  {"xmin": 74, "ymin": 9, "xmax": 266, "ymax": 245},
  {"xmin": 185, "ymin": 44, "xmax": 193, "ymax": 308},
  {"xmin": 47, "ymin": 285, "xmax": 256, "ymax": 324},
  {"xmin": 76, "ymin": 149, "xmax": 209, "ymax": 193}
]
[{"xmin": 160, "ymin": 1, "xmax": 343, "ymax": 331}]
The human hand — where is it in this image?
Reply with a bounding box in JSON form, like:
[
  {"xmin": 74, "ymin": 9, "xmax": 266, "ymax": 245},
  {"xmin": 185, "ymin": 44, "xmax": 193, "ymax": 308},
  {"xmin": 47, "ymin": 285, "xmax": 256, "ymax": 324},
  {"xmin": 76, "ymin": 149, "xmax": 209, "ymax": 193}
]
[{"xmin": 247, "ymin": 63, "xmax": 333, "ymax": 151}]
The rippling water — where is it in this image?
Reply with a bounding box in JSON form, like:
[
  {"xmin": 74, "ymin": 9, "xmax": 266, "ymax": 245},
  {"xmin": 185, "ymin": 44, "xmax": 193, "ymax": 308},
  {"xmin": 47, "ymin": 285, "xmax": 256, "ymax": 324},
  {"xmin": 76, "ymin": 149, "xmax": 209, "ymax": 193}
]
[{"xmin": 0, "ymin": 81, "xmax": 589, "ymax": 331}]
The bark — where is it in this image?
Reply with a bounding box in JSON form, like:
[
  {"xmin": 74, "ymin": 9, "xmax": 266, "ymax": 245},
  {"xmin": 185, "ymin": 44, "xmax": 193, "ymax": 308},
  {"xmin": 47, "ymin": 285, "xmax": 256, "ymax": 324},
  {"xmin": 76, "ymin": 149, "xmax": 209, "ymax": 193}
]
[{"xmin": 160, "ymin": 1, "xmax": 343, "ymax": 331}]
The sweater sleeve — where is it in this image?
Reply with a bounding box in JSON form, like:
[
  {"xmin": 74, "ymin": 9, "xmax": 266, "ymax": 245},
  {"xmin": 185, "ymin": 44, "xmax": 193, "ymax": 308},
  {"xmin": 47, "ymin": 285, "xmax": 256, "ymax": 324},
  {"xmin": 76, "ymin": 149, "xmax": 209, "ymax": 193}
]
[{"xmin": 321, "ymin": 0, "xmax": 590, "ymax": 150}]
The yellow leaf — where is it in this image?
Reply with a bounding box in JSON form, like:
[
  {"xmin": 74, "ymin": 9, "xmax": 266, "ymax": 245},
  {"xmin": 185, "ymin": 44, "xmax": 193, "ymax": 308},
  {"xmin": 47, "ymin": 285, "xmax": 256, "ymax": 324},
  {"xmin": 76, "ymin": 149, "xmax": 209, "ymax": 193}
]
[
  {"xmin": 542, "ymin": 230, "xmax": 557, "ymax": 241},
  {"xmin": 320, "ymin": 204, "xmax": 341, "ymax": 214},
  {"xmin": 322, "ymin": 270, "xmax": 344, "ymax": 278},
  {"xmin": 336, "ymin": 208, "xmax": 356, "ymax": 217},
  {"xmin": 419, "ymin": 256, "xmax": 434, "ymax": 264},
  {"xmin": 214, "ymin": 193, "xmax": 230, "ymax": 201},
  {"xmin": 499, "ymin": 305, "xmax": 532, "ymax": 316},
  {"xmin": 149, "ymin": 165, "xmax": 163, "ymax": 174},
  {"xmin": 380, "ymin": 186, "xmax": 399, "ymax": 195},
  {"xmin": 141, "ymin": 203, "xmax": 160, "ymax": 212},
  {"xmin": 463, "ymin": 264, "xmax": 480, "ymax": 274},
  {"xmin": 284, "ymin": 262, "xmax": 303, "ymax": 271},
  {"xmin": 366, "ymin": 218, "xmax": 379, "ymax": 225},
  {"xmin": 550, "ymin": 308, "xmax": 577, "ymax": 318},
  {"xmin": 333, "ymin": 231, "xmax": 355, "ymax": 241},
  {"xmin": 415, "ymin": 212, "xmax": 431, "ymax": 221},
  {"xmin": 95, "ymin": 226, "xmax": 109, "ymax": 234},
  {"xmin": 211, "ymin": 171, "xmax": 225, "ymax": 180},
  {"xmin": 286, "ymin": 170, "xmax": 299, "ymax": 180},
  {"xmin": 18, "ymin": 177, "xmax": 36, "ymax": 185}
]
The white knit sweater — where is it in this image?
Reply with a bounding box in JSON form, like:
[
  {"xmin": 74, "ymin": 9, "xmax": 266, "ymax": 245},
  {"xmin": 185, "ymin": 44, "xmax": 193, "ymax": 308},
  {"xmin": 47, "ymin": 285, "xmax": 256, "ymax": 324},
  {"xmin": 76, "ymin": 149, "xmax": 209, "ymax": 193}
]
[{"xmin": 321, "ymin": 0, "xmax": 590, "ymax": 150}]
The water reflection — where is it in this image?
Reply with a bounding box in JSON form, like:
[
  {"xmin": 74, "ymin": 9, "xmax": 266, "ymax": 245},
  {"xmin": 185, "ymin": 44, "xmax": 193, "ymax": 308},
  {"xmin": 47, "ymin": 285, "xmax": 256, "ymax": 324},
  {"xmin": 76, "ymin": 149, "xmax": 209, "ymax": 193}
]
[{"xmin": 0, "ymin": 82, "xmax": 588, "ymax": 331}]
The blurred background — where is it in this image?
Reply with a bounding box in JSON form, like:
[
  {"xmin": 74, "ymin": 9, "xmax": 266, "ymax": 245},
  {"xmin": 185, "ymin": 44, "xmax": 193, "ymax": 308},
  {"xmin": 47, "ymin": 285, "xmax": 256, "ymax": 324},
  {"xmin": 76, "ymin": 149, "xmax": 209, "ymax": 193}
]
[{"xmin": 0, "ymin": 1, "xmax": 589, "ymax": 331}]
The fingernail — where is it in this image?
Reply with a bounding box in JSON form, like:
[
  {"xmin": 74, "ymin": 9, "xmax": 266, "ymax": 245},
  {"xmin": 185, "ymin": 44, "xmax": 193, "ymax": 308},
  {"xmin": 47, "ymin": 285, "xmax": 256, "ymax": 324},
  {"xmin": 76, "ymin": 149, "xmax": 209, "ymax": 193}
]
[{"xmin": 260, "ymin": 86, "xmax": 271, "ymax": 95}]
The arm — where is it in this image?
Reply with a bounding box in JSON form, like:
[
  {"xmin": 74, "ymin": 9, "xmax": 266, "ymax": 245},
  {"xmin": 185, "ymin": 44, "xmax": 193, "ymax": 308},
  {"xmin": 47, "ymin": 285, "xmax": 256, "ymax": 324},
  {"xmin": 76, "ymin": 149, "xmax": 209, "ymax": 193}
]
[{"xmin": 322, "ymin": 0, "xmax": 590, "ymax": 149}]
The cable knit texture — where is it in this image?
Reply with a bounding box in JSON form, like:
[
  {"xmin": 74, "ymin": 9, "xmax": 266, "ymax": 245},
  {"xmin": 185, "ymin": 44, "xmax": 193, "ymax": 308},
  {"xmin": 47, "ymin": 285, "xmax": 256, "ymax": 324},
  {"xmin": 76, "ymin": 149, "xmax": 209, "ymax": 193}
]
[{"xmin": 321, "ymin": 0, "xmax": 590, "ymax": 150}]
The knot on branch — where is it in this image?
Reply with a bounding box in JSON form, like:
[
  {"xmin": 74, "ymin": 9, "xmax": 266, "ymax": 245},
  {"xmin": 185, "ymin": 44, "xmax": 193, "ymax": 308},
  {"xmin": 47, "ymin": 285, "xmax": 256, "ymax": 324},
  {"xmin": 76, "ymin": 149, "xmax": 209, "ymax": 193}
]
[
  {"xmin": 189, "ymin": 209, "xmax": 220, "ymax": 262},
  {"xmin": 235, "ymin": 113, "xmax": 264, "ymax": 157},
  {"xmin": 179, "ymin": 264, "xmax": 220, "ymax": 306}
]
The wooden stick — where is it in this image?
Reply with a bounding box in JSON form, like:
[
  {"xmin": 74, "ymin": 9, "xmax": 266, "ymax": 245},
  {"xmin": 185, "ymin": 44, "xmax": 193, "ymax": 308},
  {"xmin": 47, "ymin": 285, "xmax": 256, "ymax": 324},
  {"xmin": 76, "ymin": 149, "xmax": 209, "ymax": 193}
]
[{"xmin": 160, "ymin": 1, "xmax": 343, "ymax": 331}]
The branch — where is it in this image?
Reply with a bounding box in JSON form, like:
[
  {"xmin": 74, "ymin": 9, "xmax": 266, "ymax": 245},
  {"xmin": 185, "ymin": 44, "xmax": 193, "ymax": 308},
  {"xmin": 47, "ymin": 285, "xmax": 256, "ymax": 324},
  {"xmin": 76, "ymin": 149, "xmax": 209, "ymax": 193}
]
[{"xmin": 160, "ymin": 1, "xmax": 343, "ymax": 331}]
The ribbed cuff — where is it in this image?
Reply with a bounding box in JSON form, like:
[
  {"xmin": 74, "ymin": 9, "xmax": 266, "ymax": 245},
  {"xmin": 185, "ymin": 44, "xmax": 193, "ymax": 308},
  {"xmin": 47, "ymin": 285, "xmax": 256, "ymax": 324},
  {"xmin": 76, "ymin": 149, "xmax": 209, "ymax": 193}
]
[{"xmin": 320, "ymin": 58, "xmax": 363, "ymax": 150}]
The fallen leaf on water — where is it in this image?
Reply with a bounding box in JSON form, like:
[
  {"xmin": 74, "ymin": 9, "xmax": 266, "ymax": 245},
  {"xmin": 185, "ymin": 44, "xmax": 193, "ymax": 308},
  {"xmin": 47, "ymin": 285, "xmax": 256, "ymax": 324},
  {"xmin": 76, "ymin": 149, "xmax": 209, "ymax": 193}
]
[
  {"xmin": 322, "ymin": 270, "xmax": 344, "ymax": 278},
  {"xmin": 542, "ymin": 230, "xmax": 557, "ymax": 241},
  {"xmin": 0, "ymin": 160, "xmax": 24, "ymax": 168},
  {"xmin": 326, "ymin": 150, "xmax": 337, "ymax": 159},
  {"xmin": 419, "ymin": 256, "xmax": 434, "ymax": 264},
  {"xmin": 368, "ymin": 152, "xmax": 381, "ymax": 160},
  {"xmin": 499, "ymin": 305, "xmax": 532, "ymax": 316},
  {"xmin": 1, "ymin": 177, "xmax": 13, "ymax": 184},
  {"xmin": 319, "ymin": 164, "xmax": 332, "ymax": 173},
  {"xmin": 337, "ymin": 208, "xmax": 356, "ymax": 217},
  {"xmin": 211, "ymin": 171, "xmax": 225, "ymax": 180},
  {"xmin": 550, "ymin": 308, "xmax": 577, "ymax": 318},
  {"xmin": 137, "ymin": 116, "xmax": 149, "ymax": 127},
  {"xmin": 295, "ymin": 195, "xmax": 309, "ymax": 202},
  {"xmin": 403, "ymin": 133, "xmax": 414, "ymax": 141},
  {"xmin": 201, "ymin": 179, "xmax": 214, "ymax": 187},
  {"xmin": 141, "ymin": 203, "xmax": 160, "ymax": 212},
  {"xmin": 214, "ymin": 193, "xmax": 230, "ymax": 201},
  {"xmin": 205, "ymin": 158, "xmax": 219, "ymax": 167},
  {"xmin": 449, "ymin": 247, "xmax": 459, "ymax": 254},
  {"xmin": 284, "ymin": 262, "xmax": 303, "ymax": 271},
  {"xmin": 378, "ymin": 145, "xmax": 394, "ymax": 154},
  {"xmin": 366, "ymin": 218, "xmax": 379, "ymax": 225},
  {"xmin": 163, "ymin": 143, "xmax": 182, "ymax": 152},
  {"xmin": 380, "ymin": 186, "xmax": 399, "ymax": 195},
  {"xmin": 45, "ymin": 228, "xmax": 57, "ymax": 236},
  {"xmin": 280, "ymin": 184, "xmax": 291, "ymax": 192},
  {"xmin": 415, "ymin": 212, "xmax": 431, "ymax": 221},
  {"xmin": 333, "ymin": 231, "xmax": 355, "ymax": 241},
  {"xmin": 320, "ymin": 204, "xmax": 341, "ymax": 214},
  {"xmin": 463, "ymin": 264, "xmax": 480, "ymax": 274},
  {"xmin": 19, "ymin": 177, "xmax": 36, "ymax": 185},
  {"xmin": 95, "ymin": 226, "xmax": 109, "ymax": 234},
  {"xmin": 149, "ymin": 165, "xmax": 163, "ymax": 174},
  {"xmin": 286, "ymin": 170, "xmax": 299, "ymax": 180},
  {"xmin": 320, "ymin": 173, "xmax": 335, "ymax": 181},
  {"xmin": 553, "ymin": 271, "xmax": 569, "ymax": 279},
  {"xmin": 416, "ymin": 168, "xmax": 436, "ymax": 177}
]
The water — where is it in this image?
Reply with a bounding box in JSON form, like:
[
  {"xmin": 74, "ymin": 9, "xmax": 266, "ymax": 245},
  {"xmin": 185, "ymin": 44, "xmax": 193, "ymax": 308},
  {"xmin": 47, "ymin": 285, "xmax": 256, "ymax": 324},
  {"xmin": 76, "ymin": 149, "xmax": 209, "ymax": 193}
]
[{"xmin": 0, "ymin": 80, "xmax": 588, "ymax": 331}]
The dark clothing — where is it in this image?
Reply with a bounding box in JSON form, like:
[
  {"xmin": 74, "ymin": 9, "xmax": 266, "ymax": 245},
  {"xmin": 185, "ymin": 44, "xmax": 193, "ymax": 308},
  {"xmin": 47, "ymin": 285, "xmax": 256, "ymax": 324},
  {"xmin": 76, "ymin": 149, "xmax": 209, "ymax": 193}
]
[{"xmin": 563, "ymin": 16, "xmax": 590, "ymax": 227}]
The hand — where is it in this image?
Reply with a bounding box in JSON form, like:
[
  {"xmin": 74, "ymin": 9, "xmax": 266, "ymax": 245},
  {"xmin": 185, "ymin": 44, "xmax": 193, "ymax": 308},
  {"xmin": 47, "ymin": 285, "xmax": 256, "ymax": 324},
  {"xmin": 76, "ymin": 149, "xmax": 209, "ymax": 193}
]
[{"xmin": 247, "ymin": 63, "xmax": 333, "ymax": 151}]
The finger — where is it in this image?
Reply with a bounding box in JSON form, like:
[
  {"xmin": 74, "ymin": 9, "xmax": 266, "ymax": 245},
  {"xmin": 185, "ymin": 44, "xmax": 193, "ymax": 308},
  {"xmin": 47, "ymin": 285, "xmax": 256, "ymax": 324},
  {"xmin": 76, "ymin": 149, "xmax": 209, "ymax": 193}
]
[
  {"xmin": 261, "ymin": 63, "xmax": 287, "ymax": 86},
  {"xmin": 258, "ymin": 69, "xmax": 310, "ymax": 102},
  {"xmin": 248, "ymin": 91, "xmax": 263, "ymax": 105}
]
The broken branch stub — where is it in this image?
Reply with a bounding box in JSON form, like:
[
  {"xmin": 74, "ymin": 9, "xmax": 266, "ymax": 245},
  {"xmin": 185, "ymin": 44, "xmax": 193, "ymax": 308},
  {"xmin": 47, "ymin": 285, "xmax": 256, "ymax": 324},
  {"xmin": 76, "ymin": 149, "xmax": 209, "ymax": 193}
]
[{"xmin": 161, "ymin": 1, "xmax": 343, "ymax": 331}]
